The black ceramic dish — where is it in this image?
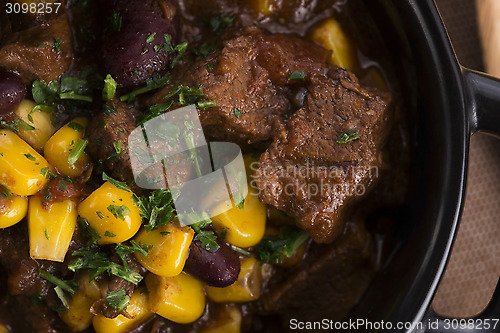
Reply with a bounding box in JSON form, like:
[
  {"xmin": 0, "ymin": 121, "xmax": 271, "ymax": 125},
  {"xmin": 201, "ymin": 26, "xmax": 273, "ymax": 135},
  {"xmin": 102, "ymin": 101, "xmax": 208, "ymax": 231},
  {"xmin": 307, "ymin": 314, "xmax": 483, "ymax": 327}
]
[{"xmin": 345, "ymin": 0, "xmax": 500, "ymax": 332}]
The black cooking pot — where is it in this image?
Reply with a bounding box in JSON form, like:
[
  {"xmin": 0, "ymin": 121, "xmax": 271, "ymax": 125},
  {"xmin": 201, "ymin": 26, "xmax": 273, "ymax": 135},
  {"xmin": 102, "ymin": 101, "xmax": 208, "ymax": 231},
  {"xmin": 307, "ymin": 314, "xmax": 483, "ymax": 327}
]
[{"xmin": 344, "ymin": 0, "xmax": 500, "ymax": 332}]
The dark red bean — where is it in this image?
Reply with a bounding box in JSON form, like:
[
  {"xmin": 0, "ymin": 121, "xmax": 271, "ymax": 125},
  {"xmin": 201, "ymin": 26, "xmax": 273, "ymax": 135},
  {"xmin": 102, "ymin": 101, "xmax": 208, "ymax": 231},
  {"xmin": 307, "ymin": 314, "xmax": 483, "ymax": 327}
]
[
  {"xmin": 101, "ymin": 0, "xmax": 179, "ymax": 87},
  {"xmin": 0, "ymin": 71, "xmax": 26, "ymax": 114},
  {"xmin": 184, "ymin": 236, "xmax": 241, "ymax": 288}
]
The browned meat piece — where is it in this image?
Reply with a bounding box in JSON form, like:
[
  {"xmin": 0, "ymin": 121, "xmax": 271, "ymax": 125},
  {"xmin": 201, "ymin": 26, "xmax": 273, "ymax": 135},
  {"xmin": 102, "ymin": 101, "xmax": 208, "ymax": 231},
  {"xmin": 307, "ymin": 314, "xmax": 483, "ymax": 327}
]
[
  {"xmin": 87, "ymin": 100, "xmax": 140, "ymax": 184},
  {"xmin": 0, "ymin": 14, "xmax": 72, "ymax": 83},
  {"xmin": 258, "ymin": 221, "xmax": 376, "ymax": 325},
  {"xmin": 91, "ymin": 253, "xmax": 146, "ymax": 319},
  {"xmin": 0, "ymin": 223, "xmax": 66, "ymax": 332},
  {"xmin": 256, "ymin": 68, "xmax": 391, "ymax": 243},
  {"xmin": 87, "ymin": 100, "xmax": 194, "ymax": 188},
  {"xmin": 150, "ymin": 26, "xmax": 327, "ymax": 146}
]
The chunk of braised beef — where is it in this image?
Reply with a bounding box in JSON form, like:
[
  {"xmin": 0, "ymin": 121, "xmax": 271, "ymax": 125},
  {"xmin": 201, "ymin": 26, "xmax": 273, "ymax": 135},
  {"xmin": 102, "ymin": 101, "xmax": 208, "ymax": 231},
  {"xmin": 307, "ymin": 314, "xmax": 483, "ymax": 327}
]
[
  {"xmin": 0, "ymin": 14, "xmax": 72, "ymax": 83},
  {"xmin": 101, "ymin": 0, "xmax": 179, "ymax": 87},
  {"xmin": 256, "ymin": 68, "xmax": 391, "ymax": 243},
  {"xmin": 258, "ymin": 221, "xmax": 376, "ymax": 323},
  {"xmin": 150, "ymin": 26, "xmax": 327, "ymax": 147}
]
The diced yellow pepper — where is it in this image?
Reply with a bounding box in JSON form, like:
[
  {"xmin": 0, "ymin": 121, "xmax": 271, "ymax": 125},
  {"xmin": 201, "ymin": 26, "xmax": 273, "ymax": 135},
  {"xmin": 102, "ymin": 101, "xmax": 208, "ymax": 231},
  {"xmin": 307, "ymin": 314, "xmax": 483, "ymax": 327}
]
[
  {"xmin": 0, "ymin": 324, "xmax": 8, "ymax": 333},
  {"xmin": 146, "ymin": 272, "xmax": 205, "ymax": 324},
  {"xmin": 60, "ymin": 273, "xmax": 101, "ymax": 331},
  {"xmin": 0, "ymin": 129, "xmax": 50, "ymax": 196},
  {"xmin": 15, "ymin": 99, "xmax": 55, "ymax": 150},
  {"xmin": 200, "ymin": 305, "xmax": 242, "ymax": 333},
  {"xmin": 206, "ymin": 257, "xmax": 262, "ymax": 303},
  {"xmin": 0, "ymin": 194, "xmax": 28, "ymax": 228},
  {"xmin": 93, "ymin": 288, "xmax": 153, "ymax": 333},
  {"xmin": 28, "ymin": 196, "xmax": 77, "ymax": 262},
  {"xmin": 134, "ymin": 223, "xmax": 194, "ymax": 277},
  {"xmin": 44, "ymin": 117, "xmax": 90, "ymax": 178},
  {"xmin": 311, "ymin": 18, "xmax": 357, "ymax": 72},
  {"xmin": 78, "ymin": 182, "xmax": 141, "ymax": 245},
  {"xmin": 212, "ymin": 186, "xmax": 266, "ymax": 248}
]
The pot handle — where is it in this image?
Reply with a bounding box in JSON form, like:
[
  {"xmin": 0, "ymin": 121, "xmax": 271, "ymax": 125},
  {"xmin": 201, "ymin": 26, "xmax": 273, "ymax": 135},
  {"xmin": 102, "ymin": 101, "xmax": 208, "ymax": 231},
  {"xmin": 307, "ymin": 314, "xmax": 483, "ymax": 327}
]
[
  {"xmin": 423, "ymin": 278, "xmax": 500, "ymax": 332},
  {"xmin": 422, "ymin": 68, "xmax": 500, "ymax": 332},
  {"xmin": 463, "ymin": 67, "xmax": 500, "ymax": 134}
]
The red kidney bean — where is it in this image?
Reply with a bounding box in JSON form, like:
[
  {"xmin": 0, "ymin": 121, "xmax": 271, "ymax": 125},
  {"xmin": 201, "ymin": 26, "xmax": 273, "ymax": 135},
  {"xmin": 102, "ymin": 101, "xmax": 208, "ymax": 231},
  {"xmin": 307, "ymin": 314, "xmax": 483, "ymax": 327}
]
[
  {"xmin": 0, "ymin": 71, "xmax": 26, "ymax": 115},
  {"xmin": 184, "ymin": 236, "xmax": 241, "ymax": 288},
  {"xmin": 101, "ymin": 0, "xmax": 179, "ymax": 87}
]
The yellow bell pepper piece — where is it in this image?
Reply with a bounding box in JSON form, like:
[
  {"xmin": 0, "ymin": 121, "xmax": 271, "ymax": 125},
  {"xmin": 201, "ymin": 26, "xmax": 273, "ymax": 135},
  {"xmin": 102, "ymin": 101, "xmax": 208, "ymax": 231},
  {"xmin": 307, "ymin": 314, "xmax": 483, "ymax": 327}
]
[
  {"xmin": 44, "ymin": 117, "xmax": 90, "ymax": 178},
  {"xmin": 15, "ymin": 99, "xmax": 55, "ymax": 150},
  {"xmin": 28, "ymin": 196, "xmax": 77, "ymax": 262},
  {"xmin": 78, "ymin": 181, "xmax": 141, "ymax": 245},
  {"xmin": 0, "ymin": 324, "xmax": 8, "ymax": 333},
  {"xmin": 93, "ymin": 289, "xmax": 153, "ymax": 333},
  {"xmin": 311, "ymin": 18, "xmax": 357, "ymax": 72},
  {"xmin": 0, "ymin": 130, "xmax": 50, "ymax": 196},
  {"xmin": 134, "ymin": 223, "xmax": 194, "ymax": 277},
  {"xmin": 146, "ymin": 272, "xmax": 205, "ymax": 324},
  {"xmin": 253, "ymin": 0, "xmax": 273, "ymax": 15},
  {"xmin": 206, "ymin": 257, "xmax": 262, "ymax": 303},
  {"xmin": 0, "ymin": 194, "xmax": 28, "ymax": 228},
  {"xmin": 200, "ymin": 305, "xmax": 242, "ymax": 333},
  {"xmin": 60, "ymin": 273, "xmax": 101, "ymax": 331},
  {"xmin": 212, "ymin": 185, "xmax": 266, "ymax": 248}
]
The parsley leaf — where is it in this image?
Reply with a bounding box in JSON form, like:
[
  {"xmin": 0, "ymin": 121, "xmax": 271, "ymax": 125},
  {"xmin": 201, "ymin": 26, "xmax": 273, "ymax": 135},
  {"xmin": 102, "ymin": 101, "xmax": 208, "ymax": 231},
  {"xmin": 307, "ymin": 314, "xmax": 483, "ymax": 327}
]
[
  {"xmin": 336, "ymin": 129, "xmax": 360, "ymax": 143},
  {"xmin": 102, "ymin": 172, "xmax": 130, "ymax": 192},
  {"xmin": 255, "ymin": 225, "xmax": 309, "ymax": 264},
  {"xmin": 0, "ymin": 185, "xmax": 11, "ymax": 199},
  {"xmin": 103, "ymin": 74, "xmax": 117, "ymax": 101},
  {"xmin": 192, "ymin": 43, "xmax": 219, "ymax": 57},
  {"xmin": 106, "ymin": 289, "xmax": 130, "ymax": 311},
  {"xmin": 52, "ymin": 38, "xmax": 61, "ymax": 51},
  {"xmin": 107, "ymin": 204, "xmax": 131, "ymax": 221},
  {"xmin": 133, "ymin": 189, "xmax": 175, "ymax": 232},
  {"xmin": 288, "ymin": 71, "xmax": 306, "ymax": 82},
  {"xmin": 233, "ymin": 108, "xmax": 242, "ymax": 118},
  {"xmin": 32, "ymin": 80, "xmax": 59, "ymax": 104},
  {"xmin": 194, "ymin": 230, "xmax": 220, "ymax": 253},
  {"xmin": 67, "ymin": 139, "xmax": 88, "ymax": 165},
  {"xmin": 208, "ymin": 15, "xmax": 235, "ymax": 35},
  {"xmin": 110, "ymin": 11, "xmax": 122, "ymax": 32}
]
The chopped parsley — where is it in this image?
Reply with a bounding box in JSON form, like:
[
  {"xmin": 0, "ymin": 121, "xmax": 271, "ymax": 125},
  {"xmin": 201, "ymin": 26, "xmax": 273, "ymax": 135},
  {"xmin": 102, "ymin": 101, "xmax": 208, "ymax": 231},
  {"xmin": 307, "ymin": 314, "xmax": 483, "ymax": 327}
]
[
  {"xmin": 336, "ymin": 129, "xmax": 360, "ymax": 143},
  {"xmin": 32, "ymin": 80, "xmax": 59, "ymax": 104},
  {"xmin": 104, "ymin": 231, "xmax": 116, "ymax": 237},
  {"xmin": 119, "ymin": 74, "xmax": 170, "ymax": 103},
  {"xmin": 110, "ymin": 11, "xmax": 122, "ymax": 32},
  {"xmin": 68, "ymin": 246, "xmax": 143, "ymax": 284},
  {"xmin": 288, "ymin": 71, "xmax": 306, "ymax": 82},
  {"xmin": 57, "ymin": 179, "xmax": 66, "ymax": 192},
  {"xmin": 194, "ymin": 230, "xmax": 219, "ymax": 253},
  {"xmin": 190, "ymin": 215, "xmax": 219, "ymax": 252},
  {"xmin": 24, "ymin": 153, "xmax": 36, "ymax": 161},
  {"xmin": 0, "ymin": 185, "xmax": 11, "ymax": 199},
  {"xmin": 78, "ymin": 216, "xmax": 102, "ymax": 245},
  {"xmin": 44, "ymin": 229, "xmax": 50, "ymax": 240},
  {"xmin": 103, "ymin": 74, "xmax": 117, "ymax": 101},
  {"xmin": 106, "ymin": 289, "xmax": 130, "ymax": 311},
  {"xmin": 67, "ymin": 122, "xmax": 84, "ymax": 131},
  {"xmin": 97, "ymin": 211, "xmax": 105, "ymax": 219},
  {"xmin": 67, "ymin": 139, "xmax": 88, "ymax": 165},
  {"xmin": 192, "ymin": 43, "xmax": 219, "ymax": 57},
  {"xmin": 208, "ymin": 15, "xmax": 235, "ymax": 35},
  {"xmin": 256, "ymin": 225, "xmax": 309, "ymax": 264},
  {"xmin": 107, "ymin": 204, "xmax": 130, "ymax": 221},
  {"xmin": 103, "ymin": 104, "xmax": 118, "ymax": 115},
  {"xmin": 102, "ymin": 172, "xmax": 130, "ymax": 192},
  {"xmin": 233, "ymin": 108, "xmax": 242, "ymax": 118},
  {"xmin": 171, "ymin": 41, "xmax": 188, "ymax": 68},
  {"xmin": 146, "ymin": 32, "xmax": 156, "ymax": 44},
  {"xmin": 115, "ymin": 240, "xmax": 151, "ymax": 258},
  {"xmin": 133, "ymin": 189, "xmax": 175, "ymax": 232},
  {"xmin": 52, "ymin": 38, "xmax": 61, "ymax": 51}
]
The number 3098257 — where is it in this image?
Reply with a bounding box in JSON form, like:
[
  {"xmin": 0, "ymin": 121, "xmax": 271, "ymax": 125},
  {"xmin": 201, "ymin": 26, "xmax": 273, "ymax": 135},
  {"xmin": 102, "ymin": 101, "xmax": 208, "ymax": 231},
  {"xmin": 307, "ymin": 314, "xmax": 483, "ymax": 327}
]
[{"xmin": 5, "ymin": 2, "xmax": 62, "ymax": 14}]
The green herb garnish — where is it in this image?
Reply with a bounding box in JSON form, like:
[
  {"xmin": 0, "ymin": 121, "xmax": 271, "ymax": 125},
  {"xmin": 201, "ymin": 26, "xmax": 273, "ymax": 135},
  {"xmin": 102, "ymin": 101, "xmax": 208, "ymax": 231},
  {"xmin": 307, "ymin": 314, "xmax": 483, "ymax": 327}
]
[
  {"xmin": 335, "ymin": 129, "xmax": 360, "ymax": 143},
  {"xmin": 255, "ymin": 225, "xmax": 309, "ymax": 264},
  {"xmin": 67, "ymin": 139, "xmax": 88, "ymax": 165},
  {"xmin": 106, "ymin": 289, "xmax": 130, "ymax": 311},
  {"xmin": 288, "ymin": 71, "xmax": 306, "ymax": 82}
]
